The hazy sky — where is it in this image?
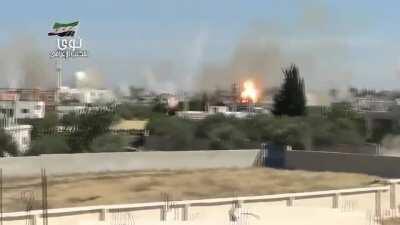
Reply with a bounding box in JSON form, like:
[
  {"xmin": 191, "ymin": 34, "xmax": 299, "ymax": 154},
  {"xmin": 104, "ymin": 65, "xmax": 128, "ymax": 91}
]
[{"xmin": 1, "ymin": 0, "xmax": 400, "ymax": 92}]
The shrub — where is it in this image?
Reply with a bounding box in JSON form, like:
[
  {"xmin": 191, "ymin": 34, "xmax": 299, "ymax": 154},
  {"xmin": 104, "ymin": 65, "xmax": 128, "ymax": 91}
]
[
  {"xmin": 27, "ymin": 136, "xmax": 71, "ymax": 156},
  {"xmin": 90, "ymin": 134, "xmax": 127, "ymax": 152}
]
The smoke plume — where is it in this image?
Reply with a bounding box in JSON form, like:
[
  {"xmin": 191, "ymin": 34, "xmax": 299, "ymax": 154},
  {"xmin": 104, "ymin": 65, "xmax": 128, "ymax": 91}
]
[{"xmin": 0, "ymin": 36, "xmax": 56, "ymax": 89}]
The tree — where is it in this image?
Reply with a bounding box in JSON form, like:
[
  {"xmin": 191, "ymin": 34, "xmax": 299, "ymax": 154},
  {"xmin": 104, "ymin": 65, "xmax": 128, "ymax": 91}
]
[
  {"xmin": 90, "ymin": 134, "xmax": 126, "ymax": 152},
  {"xmin": 61, "ymin": 108, "xmax": 116, "ymax": 152},
  {"xmin": 27, "ymin": 136, "xmax": 71, "ymax": 156},
  {"xmin": 273, "ymin": 64, "xmax": 306, "ymax": 116},
  {"xmin": 0, "ymin": 129, "xmax": 18, "ymax": 157}
]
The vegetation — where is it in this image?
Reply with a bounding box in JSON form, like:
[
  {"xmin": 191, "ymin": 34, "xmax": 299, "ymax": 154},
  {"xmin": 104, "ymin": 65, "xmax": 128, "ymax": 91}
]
[
  {"xmin": 3, "ymin": 168, "xmax": 378, "ymax": 212},
  {"xmin": 90, "ymin": 134, "xmax": 129, "ymax": 152},
  {"xmin": 26, "ymin": 136, "xmax": 71, "ymax": 156},
  {"xmin": 61, "ymin": 108, "xmax": 116, "ymax": 152},
  {"xmin": 145, "ymin": 106, "xmax": 366, "ymax": 150},
  {"xmin": 384, "ymin": 218, "xmax": 400, "ymax": 225},
  {"xmin": 19, "ymin": 64, "xmax": 384, "ymax": 154},
  {"xmin": 273, "ymin": 64, "xmax": 306, "ymax": 116}
]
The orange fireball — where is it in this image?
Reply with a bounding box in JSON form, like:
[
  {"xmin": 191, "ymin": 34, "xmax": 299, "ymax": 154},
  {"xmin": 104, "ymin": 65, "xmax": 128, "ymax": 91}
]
[{"xmin": 241, "ymin": 80, "xmax": 258, "ymax": 103}]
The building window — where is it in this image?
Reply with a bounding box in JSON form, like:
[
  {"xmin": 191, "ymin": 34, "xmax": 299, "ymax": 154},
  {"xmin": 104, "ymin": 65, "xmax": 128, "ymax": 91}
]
[{"xmin": 21, "ymin": 109, "xmax": 29, "ymax": 114}]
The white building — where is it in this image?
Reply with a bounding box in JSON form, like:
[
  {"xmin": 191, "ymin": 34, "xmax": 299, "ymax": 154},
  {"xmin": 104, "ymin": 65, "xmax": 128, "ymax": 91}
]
[
  {"xmin": 176, "ymin": 105, "xmax": 267, "ymax": 120},
  {"xmin": 352, "ymin": 97, "xmax": 395, "ymax": 112},
  {"xmin": 0, "ymin": 100, "xmax": 45, "ymax": 119},
  {"xmin": 208, "ymin": 106, "xmax": 229, "ymax": 114},
  {"xmin": 59, "ymin": 87, "xmax": 116, "ymax": 105},
  {"xmin": 3, "ymin": 124, "xmax": 32, "ymax": 154},
  {"xmin": 56, "ymin": 105, "xmax": 88, "ymax": 118}
]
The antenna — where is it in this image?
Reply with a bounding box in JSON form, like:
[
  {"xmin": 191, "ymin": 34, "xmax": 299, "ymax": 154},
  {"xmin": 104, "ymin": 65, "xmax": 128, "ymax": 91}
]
[{"xmin": 56, "ymin": 59, "xmax": 62, "ymax": 89}]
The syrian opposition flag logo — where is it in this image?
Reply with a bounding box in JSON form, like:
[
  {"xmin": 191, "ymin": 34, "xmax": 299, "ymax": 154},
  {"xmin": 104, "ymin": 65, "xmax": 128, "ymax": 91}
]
[{"xmin": 48, "ymin": 21, "xmax": 79, "ymax": 37}]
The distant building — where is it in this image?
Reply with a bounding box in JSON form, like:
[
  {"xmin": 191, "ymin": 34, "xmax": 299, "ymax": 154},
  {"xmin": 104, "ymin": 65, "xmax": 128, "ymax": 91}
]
[
  {"xmin": 56, "ymin": 105, "xmax": 88, "ymax": 117},
  {"xmin": 176, "ymin": 105, "xmax": 267, "ymax": 120},
  {"xmin": 0, "ymin": 117, "xmax": 32, "ymax": 154},
  {"xmin": 352, "ymin": 97, "xmax": 395, "ymax": 112},
  {"xmin": 4, "ymin": 124, "xmax": 32, "ymax": 154},
  {"xmin": 0, "ymin": 88, "xmax": 58, "ymax": 112},
  {"xmin": 0, "ymin": 100, "xmax": 45, "ymax": 119},
  {"xmin": 58, "ymin": 87, "xmax": 116, "ymax": 105},
  {"xmin": 176, "ymin": 111, "xmax": 209, "ymax": 120},
  {"xmin": 208, "ymin": 106, "xmax": 229, "ymax": 114}
]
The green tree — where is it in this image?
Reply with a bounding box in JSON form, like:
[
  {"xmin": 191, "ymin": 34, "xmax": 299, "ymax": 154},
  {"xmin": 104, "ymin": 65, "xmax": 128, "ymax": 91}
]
[
  {"xmin": 61, "ymin": 109, "xmax": 116, "ymax": 152},
  {"xmin": 27, "ymin": 136, "xmax": 71, "ymax": 156},
  {"xmin": 273, "ymin": 64, "xmax": 306, "ymax": 116},
  {"xmin": 0, "ymin": 129, "xmax": 18, "ymax": 157},
  {"xmin": 90, "ymin": 134, "xmax": 126, "ymax": 152}
]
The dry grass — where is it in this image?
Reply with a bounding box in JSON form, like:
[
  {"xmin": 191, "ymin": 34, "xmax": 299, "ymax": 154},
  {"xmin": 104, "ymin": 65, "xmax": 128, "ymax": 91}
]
[
  {"xmin": 3, "ymin": 167, "xmax": 381, "ymax": 212},
  {"xmin": 384, "ymin": 218, "xmax": 400, "ymax": 225}
]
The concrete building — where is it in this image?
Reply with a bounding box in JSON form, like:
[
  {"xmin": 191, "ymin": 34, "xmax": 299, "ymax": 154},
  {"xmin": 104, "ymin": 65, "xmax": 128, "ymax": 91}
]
[
  {"xmin": 3, "ymin": 124, "xmax": 32, "ymax": 153},
  {"xmin": 56, "ymin": 105, "xmax": 88, "ymax": 117},
  {"xmin": 58, "ymin": 87, "xmax": 116, "ymax": 105},
  {"xmin": 0, "ymin": 88, "xmax": 58, "ymax": 111},
  {"xmin": 0, "ymin": 100, "xmax": 45, "ymax": 119},
  {"xmin": 176, "ymin": 105, "xmax": 264, "ymax": 120},
  {"xmin": 0, "ymin": 117, "xmax": 32, "ymax": 154},
  {"xmin": 352, "ymin": 97, "xmax": 395, "ymax": 112}
]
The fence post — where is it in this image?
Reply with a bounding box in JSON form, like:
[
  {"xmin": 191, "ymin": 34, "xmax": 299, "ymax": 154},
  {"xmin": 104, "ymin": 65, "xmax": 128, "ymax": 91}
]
[
  {"xmin": 182, "ymin": 204, "xmax": 190, "ymax": 221},
  {"xmin": 375, "ymin": 191, "xmax": 382, "ymax": 218},
  {"xmin": 100, "ymin": 208, "xmax": 108, "ymax": 221},
  {"xmin": 333, "ymin": 193, "xmax": 341, "ymax": 209},
  {"xmin": 390, "ymin": 182, "xmax": 397, "ymax": 210},
  {"xmin": 161, "ymin": 205, "xmax": 167, "ymax": 221},
  {"xmin": 32, "ymin": 215, "xmax": 38, "ymax": 225},
  {"xmin": 287, "ymin": 196, "xmax": 295, "ymax": 207}
]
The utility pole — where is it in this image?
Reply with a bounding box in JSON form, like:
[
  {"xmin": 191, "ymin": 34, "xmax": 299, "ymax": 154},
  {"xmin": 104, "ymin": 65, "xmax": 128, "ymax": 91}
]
[
  {"xmin": 41, "ymin": 169, "xmax": 48, "ymax": 225},
  {"xmin": 56, "ymin": 59, "xmax": 63, "ymax": 89},
  {"xmin": 0, "ymin": 168, "xmax": 3, "ymax": 225}
]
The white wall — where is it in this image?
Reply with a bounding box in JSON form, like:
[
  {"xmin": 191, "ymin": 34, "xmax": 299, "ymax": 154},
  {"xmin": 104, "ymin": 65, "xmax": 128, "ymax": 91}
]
[
  {"xmin": 2, "ymin": 185, "xmax": 397, "ymax": 225},
  {"xmin": 0, "ymin": 150, "xmax": 260, "ymax": 177}
]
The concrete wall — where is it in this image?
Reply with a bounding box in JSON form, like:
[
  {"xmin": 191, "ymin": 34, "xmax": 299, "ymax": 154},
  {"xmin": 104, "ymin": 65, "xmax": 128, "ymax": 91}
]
[
  {"xmin": 0, "ymin": 150, "xmax": 260, "ymax": 177},
  {"xmin": 285, "ymin": 150, "xmax": 400, "ymax": 178},
  {"xmin": 3, "ymin": 184, "xmax": 398, "ymax": 225}
]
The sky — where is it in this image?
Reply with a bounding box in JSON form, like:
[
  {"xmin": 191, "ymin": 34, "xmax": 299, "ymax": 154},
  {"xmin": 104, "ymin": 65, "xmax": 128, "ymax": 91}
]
[{"xmin": 1, "ymin": 0, "xmax": 400, "ymax": 93}]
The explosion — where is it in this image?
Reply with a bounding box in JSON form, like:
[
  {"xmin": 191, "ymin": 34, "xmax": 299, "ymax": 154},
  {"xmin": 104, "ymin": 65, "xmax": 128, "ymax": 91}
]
[{"xmin": 241, "ymin": 80, "xmax": 258, "ymax": 103}]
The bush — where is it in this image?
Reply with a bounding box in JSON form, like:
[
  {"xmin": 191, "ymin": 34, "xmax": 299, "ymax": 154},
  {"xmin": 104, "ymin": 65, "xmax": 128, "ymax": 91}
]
[
  {"xmin": 90, "ymin": 134, "xmax": 128, "ymax": 152},
  {"xmin": 146, "ymin": 115, "xmax": 197, "ymax": 150},
  {"xmin": 143, "ymin": 107, "xmax": 367, "ymax": 151},
  {"xmin": 27, "ymin": 136, "xmax": 71, "ymax": 156},
  {"xmin": 61, "ymin": 109, "xmax": 116, "ymax": 152},
  {"xmin": 117, "ymin": 104, "xmax": 155, "ymax": 119}
]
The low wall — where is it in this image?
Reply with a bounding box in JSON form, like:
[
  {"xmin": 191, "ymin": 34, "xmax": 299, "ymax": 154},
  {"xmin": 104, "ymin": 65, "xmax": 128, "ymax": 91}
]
[
  {"xmin": 0, "ymin": 150, "xmax": 260, "ymax": 177},
  {"xmin": 285, "ymin": 150, "xmax": 400, "ymax": 178},
  {"xmin": 3, "ymin": 183, "xmax": 399, "ymax": 225}
]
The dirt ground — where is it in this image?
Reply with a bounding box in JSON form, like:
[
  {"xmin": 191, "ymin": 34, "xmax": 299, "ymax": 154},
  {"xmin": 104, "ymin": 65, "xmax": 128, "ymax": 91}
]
[
  {"xmin": 384, "ymin": 218, "xmax": 400, "ymax": 225},
  {"xmin": 3, "ymin": 167, "xmax": 381, "ymax": 212}
]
